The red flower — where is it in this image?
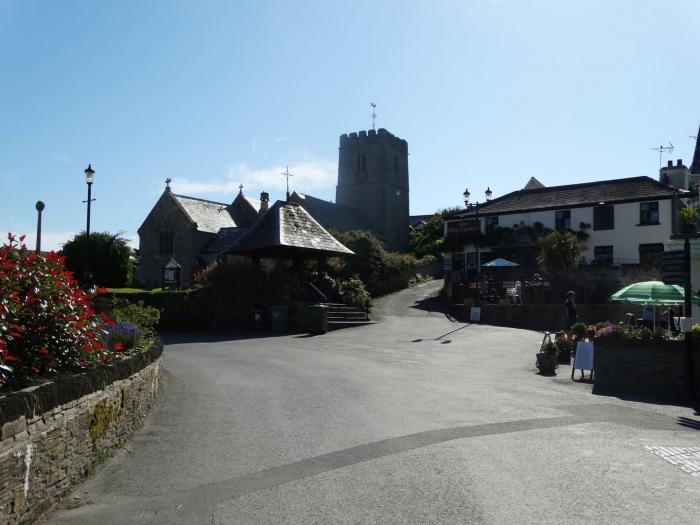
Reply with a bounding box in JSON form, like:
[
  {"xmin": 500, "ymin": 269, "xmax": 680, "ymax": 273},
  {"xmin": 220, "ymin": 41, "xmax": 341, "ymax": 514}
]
[
  {"xmin": 95, "ymin": 286, "xmax": 109, "ymax": 295},
  {"xmin": 38, "ymin": 348, "xmax": 49, "ymax": 356},
  {"xmin": 100, "ymin": 354, "xmax": 109, "ymax": 362},
  {"xmin": 113, "ymin": 342, "xmax": 124, "ymax": 352}
]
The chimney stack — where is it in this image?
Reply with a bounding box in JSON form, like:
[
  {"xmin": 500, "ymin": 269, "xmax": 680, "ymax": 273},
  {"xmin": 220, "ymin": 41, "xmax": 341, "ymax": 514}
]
[
  {"xmin": 259, "ymin": 192, "xmax": 269, "ymax": 213},
  {"xmin": 668, "ymin": 160, "xmax": 673, "ymax": 168},
  {"xmin": 677, "ymin": 159, "xmax": 683, "ymax": 166}
]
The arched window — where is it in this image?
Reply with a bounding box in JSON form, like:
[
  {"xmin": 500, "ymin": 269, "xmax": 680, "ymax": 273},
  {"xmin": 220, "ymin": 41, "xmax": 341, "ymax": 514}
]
[{"xmin": 159, "ymin": 225, "xmax": 173, "ymax": 255}]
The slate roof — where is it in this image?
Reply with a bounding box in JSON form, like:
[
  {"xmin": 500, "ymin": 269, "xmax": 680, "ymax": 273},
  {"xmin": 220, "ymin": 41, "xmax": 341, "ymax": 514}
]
[
  {"xmin": 691, "ymin": 124, "xmax": 700, "ymax": 175},
  {"xmin": 289, "ymin": 192, "xmax": 373, "ymax": 232},
  {"xmin": 460, "ymin": 176, "xmax": 679, "ymax": 217},
  {"xmin": 201, "ymin": 227, "xmax": 246, "ymax": 254},
  {"xmin": 410, "ymin": 214, "xmax": 435, "ymax": 227},
  {"xmin": 226, "ymin": 201, "xmax": 354, "ymax": 257},
  {"xmin": 172, "ymin": 194, "xmax": 237, "ymax": 233}
]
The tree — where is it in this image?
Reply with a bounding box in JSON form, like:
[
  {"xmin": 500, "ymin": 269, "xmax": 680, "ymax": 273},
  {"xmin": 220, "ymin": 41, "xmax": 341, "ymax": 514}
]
[
  {"xmin": 61, "ymin": 232, "xmax": 134, "ymax": 287},
  {"xmin": 537, "ymin": 229, "xmax": 581, "ymax": 276},
  {"xmin": 410, "ymin": 215, "xmax": 444, "ymax": 258}
]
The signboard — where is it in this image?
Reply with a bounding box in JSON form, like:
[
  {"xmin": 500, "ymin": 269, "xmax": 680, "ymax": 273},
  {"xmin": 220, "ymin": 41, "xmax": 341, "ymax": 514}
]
[
  {"xmin": 469, "ymin": 306, "xmax": 481, "ymax": 322},
  {"xmin": 445, "ymin": 219, "xmax": 480, "ymax": 246},
  {"xmin": 660, "ymin": 250, "xmax": 687, "ymax": 286}
]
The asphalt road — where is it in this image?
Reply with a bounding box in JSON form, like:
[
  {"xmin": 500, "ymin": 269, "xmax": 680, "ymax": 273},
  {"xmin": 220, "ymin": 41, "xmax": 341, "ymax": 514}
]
[{"xmin": 47, "ymin": 281, "xmax": 700, "ymax": 524}]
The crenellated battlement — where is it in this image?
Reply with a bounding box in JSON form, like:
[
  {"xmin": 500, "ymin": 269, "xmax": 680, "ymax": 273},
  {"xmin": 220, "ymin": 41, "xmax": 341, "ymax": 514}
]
[{"xmin": 339, "ymin": 128, "xmax": 408, "ymax": 153}]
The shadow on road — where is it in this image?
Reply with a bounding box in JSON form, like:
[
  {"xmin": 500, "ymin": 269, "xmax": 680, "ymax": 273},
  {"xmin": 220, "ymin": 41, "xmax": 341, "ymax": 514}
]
[
  {"xmin": 411, "ymin": 323, "xmax": 471, "ymax": 343},
  {"xmin": 160, "ymin": 331, "xmax": 272, "ymax": 345}
]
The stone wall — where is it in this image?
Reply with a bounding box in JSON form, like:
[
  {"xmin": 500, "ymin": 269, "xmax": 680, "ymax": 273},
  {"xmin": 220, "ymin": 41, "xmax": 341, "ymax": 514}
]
[
  {"xmin": 0, "ymin": 342, "xmax": 163, "ymax": 524},
  {"xmin": 478, "ymin": 303, "xmax": 642, "ymax": 332},
  {"xmin": 593, "ymin": 337, "xmax": 700, "ymax": 401}
]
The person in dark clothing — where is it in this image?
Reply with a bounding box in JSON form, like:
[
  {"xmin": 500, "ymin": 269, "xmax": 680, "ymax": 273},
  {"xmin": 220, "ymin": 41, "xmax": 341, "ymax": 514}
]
[{"xmin": 564, "ymin": 291, "xmax": 578, "ymax": 330}]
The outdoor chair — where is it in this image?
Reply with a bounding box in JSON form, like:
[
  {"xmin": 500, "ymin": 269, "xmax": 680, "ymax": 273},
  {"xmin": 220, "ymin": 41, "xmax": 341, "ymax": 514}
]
[{"xmin": 506, "ymin": 281, "xmax": 522, "ymax": 304}]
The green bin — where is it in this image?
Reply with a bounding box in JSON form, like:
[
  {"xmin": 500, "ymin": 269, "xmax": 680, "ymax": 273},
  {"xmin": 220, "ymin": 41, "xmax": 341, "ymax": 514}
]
[
  {"xmin": 270, "ymin": 305, "xmax": 289, "ymax": 334},
  {"xmin": 309, "ymin": 304, "xmax": 329, "ymax": 334}
]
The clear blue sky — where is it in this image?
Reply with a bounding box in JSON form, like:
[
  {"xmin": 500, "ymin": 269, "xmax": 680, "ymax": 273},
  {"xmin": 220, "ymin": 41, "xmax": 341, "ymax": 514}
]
[{"xmin": 1, "ymin": 0, "xmax": 699, "ymax": 250}]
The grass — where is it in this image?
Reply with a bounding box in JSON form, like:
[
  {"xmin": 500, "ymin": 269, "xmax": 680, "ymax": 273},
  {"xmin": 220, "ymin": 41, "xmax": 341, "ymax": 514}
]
[{"xmin": 108, "ymin": 287, "xmax": 164, "ymax": 294}]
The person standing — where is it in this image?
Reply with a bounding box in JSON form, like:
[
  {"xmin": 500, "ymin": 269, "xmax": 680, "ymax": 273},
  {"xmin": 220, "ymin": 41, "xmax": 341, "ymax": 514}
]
[{"xmin": 564, "ymin": 291, "xmax": 578, "ymax": 330}]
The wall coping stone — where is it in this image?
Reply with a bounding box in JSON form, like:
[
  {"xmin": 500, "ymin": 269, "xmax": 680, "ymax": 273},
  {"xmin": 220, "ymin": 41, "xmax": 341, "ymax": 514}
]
[{"xmin": 0, "ymin": 340, "xmax": 163, "ymax": 427}]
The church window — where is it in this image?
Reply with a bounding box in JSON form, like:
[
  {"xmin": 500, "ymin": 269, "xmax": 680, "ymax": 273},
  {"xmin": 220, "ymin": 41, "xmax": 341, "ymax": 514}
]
[
  {"xmin": 357, "ymin": 153, "xmax": 366, "ymax": 170},
  {"xmin": 159, "ymin": 228, "xmax": 174, "ymax": 255}
]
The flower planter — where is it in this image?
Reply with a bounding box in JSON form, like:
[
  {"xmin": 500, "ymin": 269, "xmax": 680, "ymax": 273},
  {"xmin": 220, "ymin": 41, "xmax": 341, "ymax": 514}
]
[
  {"xmin": 536, "ymin": 353, "xmax": 558, "ymax": 374},
  {"xmin": 557, "ymin": 347, "xmax": 571, "ymax": 364}
]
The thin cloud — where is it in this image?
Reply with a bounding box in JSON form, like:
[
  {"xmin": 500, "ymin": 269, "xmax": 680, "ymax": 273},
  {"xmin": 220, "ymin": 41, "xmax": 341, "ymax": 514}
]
[
  {"xmin": 274, "ymin": 137, "xmax": 292, "ymax": 142},
  {"xmin": 48, "ymin": 151, "xmax": 71, "ymax": 163},
  {"xmin": 171, "ymin": 159, "xmax": 337, "ymax": 197}
]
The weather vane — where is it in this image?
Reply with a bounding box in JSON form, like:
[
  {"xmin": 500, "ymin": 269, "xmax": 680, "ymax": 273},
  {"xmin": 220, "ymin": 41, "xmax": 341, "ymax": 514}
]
[
  {"xmin": 282, "ymin": 166, "xmax": 293, "ymax": 200},
  {"xmin": 371, "ymin": 102, "xmax": 377, "ymax": 131}
]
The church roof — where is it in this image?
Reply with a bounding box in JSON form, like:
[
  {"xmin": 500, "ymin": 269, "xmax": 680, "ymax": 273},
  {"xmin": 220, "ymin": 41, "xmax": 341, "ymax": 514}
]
[
  {"xmin": 201, "ymin": 227, "xmax": 246, "ymax": 254},
  {"xmin": 226, "ymin": 200, "xmax": 353, "ymax": 257},
  {"xmin": 172, "ymin": 194, "xmax": 236, "ymax": 233},
  {"xmin": 691, "ymin": 124, "xmax": 700, "ymax": 175},
  {"xmin": 289, "ymin": 192, "xmax": 373, "ymax": 232},
  {"xmin": 460, "ymin": 176, "xmax": 678, "ymax": 217}
]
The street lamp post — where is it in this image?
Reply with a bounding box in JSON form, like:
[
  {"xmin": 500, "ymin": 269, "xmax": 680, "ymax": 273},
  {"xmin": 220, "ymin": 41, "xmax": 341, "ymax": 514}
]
[
  {"xmin": 83, "ymin": 164, "xmax": 95, "ymax": 286},
  {"xmin": 35, "ymin": 201, "xmax": 45, "ymax": 253},
  {"xmin": 464, "ymin": 187, "xmax": 492, "ymax": 300}
]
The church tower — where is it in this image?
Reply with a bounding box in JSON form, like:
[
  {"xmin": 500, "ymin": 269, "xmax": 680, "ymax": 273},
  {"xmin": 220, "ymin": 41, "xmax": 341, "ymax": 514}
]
[{"xmin": 336, "ymin": 128, "xmax": 409, "ymax": 252}]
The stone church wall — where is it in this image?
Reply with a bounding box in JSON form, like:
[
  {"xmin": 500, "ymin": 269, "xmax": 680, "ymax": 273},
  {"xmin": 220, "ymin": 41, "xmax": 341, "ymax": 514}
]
[
  {"xmin": 336, "ymin": 129, "xmax": 410, "ymax": 252},
  {"xmin": 137, "ymin": 193, "xmax": 213, "ymax": 287}
]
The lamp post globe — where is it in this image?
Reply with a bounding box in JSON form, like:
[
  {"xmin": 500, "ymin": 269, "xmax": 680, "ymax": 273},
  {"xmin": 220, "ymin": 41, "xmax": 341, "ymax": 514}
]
[{"xmin": 463, "ymin": 187, "xmax": 470, "ymax": 207}]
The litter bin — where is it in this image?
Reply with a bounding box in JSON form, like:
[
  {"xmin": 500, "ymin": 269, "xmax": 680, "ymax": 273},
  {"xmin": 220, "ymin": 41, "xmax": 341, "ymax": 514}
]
[
  {"xmin": 270, "ymin": 305, "xmax": 288, "ymax": 334},
  {"xmin": 309, "ymin": 304, "xmax": 328, "ymax": 334}
]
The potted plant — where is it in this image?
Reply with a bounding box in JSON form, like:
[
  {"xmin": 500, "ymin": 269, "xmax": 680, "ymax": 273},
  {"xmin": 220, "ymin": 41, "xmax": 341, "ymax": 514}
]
[
  {"xmin": 536, "ymin": 336, "xmax": 559, "ymax": 375},
  {"xmin": 554, "ymin": 333, "xmax": 573, "ymax": 364},
  {"xmin": 678, "ymin": 206, "xmax": 697, "ymax": 235}
]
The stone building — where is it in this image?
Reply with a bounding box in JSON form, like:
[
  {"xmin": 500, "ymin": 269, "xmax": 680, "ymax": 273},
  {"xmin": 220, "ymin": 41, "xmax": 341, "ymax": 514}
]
[
  {"xmin": 136, "ymin": 128, "xmax": 411, "ymax": 287},
  {"xmin": 136, "ymin": 185, "xmax": 266, "ymax": 287},
  {"xmin": 336, "ymin": 128, "xmax": 410, "ymax": 252}
]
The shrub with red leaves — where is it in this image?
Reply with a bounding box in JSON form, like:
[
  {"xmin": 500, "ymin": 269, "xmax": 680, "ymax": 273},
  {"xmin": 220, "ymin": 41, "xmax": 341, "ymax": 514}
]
[{"xmin": 0, "ymin": 233, "xmax": 115, "ymax": 389}]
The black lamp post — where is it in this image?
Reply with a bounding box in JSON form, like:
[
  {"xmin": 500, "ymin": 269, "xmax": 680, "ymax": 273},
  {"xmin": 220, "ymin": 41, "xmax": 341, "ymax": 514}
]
[
  {"xmin": 463, "ymin": 187, "xmax": 492, "ymax": 294},
  {"xmin": 83, "ymin": 164, "xmax": 95, "ymax": 286},
  {"xmin": 35, "ymin": 201, "xmax": 45, "ymax": 253}
]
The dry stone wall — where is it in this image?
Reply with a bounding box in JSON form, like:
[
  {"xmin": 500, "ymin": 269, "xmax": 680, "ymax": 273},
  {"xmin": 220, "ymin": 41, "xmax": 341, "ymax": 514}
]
[{"xmin": 0, "ymin": 342, "xmax": 163, "ymax": 524}]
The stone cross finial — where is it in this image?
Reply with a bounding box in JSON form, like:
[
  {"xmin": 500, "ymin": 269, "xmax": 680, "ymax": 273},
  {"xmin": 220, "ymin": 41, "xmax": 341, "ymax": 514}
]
[
  {"xmin": 238, "ymin": 184, "xmax": 244, "ymax": 194},
  {"xmin": 165, "ymin": 178, "xmax": 172, "ymax": 191}
]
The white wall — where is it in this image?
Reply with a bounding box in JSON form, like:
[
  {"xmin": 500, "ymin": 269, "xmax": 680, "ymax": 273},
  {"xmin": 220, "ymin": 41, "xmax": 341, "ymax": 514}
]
[{"xmin": 491, "ymin": 199, "xmax": 673, "ymax": 264}]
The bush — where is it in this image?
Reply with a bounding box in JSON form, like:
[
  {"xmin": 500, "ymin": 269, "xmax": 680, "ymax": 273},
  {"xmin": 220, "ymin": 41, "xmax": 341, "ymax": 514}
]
[
  {"xmin": 0, "ymin": 234, "xmax": 117, "ymax": 389},
  {"xmin": 112, "ymin": 302, "xmax": 160, "ymax": 337},
  {"xmin": 102, "ymin": 322, "xmax": 142, "ymax": 352},
  {"xmin": 334, "ymin": 278, "xmax": 371, "ymax": 310},
  {"xmin": 61, "ymin": 231, "xmax": 134, "ymax": 287},
  {"xmin": 329, "ymin": 230, "xmax": 422, "ymax": 297}
]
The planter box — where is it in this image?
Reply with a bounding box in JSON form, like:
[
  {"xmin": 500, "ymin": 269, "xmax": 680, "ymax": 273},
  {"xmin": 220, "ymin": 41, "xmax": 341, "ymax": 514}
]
[{"xmin": 593, "ymin": 337, "xmax": 700, "ymax": 401}]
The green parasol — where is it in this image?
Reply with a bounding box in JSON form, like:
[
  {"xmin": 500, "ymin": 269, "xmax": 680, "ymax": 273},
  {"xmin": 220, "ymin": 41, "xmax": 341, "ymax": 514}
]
[{"xmin": 609, "ymin": 281, "xmax": 700, "ymax": 305}]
